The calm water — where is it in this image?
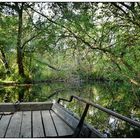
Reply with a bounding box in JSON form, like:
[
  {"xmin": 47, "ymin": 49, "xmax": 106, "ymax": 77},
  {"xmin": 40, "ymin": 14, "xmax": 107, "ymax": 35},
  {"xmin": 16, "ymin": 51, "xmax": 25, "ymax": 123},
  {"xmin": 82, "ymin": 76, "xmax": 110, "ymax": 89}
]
[{"xmin": 0, "ymin": 81, "xmax": 140, "ymax": 137}]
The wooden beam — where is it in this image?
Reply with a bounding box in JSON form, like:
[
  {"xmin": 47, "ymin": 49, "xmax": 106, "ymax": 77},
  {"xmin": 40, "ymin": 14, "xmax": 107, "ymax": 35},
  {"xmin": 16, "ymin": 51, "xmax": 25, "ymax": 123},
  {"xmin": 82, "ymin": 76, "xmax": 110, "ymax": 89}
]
[{"xmin": 0, "ymin": 102, "xmax": 53, "ymax": 112}]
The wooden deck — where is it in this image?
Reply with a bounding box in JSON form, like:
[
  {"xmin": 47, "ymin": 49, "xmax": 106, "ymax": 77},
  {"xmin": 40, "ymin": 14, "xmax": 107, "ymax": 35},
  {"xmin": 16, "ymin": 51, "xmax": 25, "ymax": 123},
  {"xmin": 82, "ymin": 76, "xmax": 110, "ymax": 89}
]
[
  {"xmin": 0, "ymin": 110, "xmax": 74, "ymax": 138},
  {"xmin": 0, "ymin": 102, "xmax": 104, "ymax": 138},
  {"xmin": 1, "ymin": 95, "xmax": 139, "ymax": 138},
  {"xmin": 0, "ymin": 103, "xmax": 74, "ymax": 138}
]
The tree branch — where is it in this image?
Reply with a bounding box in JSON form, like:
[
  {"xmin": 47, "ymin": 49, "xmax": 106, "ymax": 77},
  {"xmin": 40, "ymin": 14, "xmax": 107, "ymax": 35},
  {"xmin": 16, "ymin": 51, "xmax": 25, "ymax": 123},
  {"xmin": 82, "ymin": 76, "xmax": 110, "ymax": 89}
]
[
  {"xmin": 21, "ymin": 31, "xmax": 42, "ymax": 49},
  {"xmin": 111, "ymin": 3, "xmax": 140, "ymax": 27},
  {"xmin": 28, "ymin": 4, "xmax": 115, "ymax": 55},
  {"xmin": 34, "ymin": 58, "xmax": 61, "ymax": 71}
]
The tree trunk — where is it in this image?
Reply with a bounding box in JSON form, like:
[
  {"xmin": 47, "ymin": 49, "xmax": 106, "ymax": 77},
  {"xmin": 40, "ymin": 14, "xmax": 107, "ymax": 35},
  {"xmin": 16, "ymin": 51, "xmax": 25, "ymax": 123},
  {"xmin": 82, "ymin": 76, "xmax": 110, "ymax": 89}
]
[
  {"xmin": 0, "ymin": 48, "xmax": 11, "ymax": 74},
  {"xmin": 16, "ymin": 3, "xmax": 25, "ymax": 77}
]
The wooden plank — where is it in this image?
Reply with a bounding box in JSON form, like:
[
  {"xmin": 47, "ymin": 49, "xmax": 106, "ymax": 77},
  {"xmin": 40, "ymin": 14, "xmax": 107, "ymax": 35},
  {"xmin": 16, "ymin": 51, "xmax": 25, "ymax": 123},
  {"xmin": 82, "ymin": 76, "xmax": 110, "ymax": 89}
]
[
  {"xmin": 52, "ymin": 103, "xmax": 79, "ymax": 129},
  {"xmin": 0, "ymin": 102, "xmax": 52, "ymax": 112},
  {"xmin": 32, "ymin": 111, "xmax": 44, "ymax": 138},
  {"xmin": 20, "ymin": 111, "xmax": 31, "ymax": 138},
  {"xmin": 50, "ymin": 111, "xmax": 73, "ymax": 136},
  {"xmin": 0, "ymin": 104, "xmax": 16, "ymax": 112},
  {"xmin": 52, "ymin": 103, "xmax": 104, "ymax": 138},
  {"xmin": 5, "ymin": 112, "xmax": 22, "ymax": 138},
  {"xmin": 0, "ymin": 115, "xmax": 12, "ymax": 138},
  {"xmin": 41, "ymin": 110, "xmax": 57, "ymax": 137},
  {"xmin": 20, "ymin": 102, "xmax": 52, "ymax": 111}
]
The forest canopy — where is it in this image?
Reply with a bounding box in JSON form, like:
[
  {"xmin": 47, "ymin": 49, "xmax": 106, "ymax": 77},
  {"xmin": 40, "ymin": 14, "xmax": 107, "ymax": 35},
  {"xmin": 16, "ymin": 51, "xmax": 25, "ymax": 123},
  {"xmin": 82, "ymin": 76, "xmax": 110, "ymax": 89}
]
[{"xmin": 0, "ymin": 2, "xmax": 140, "ymax": 86}]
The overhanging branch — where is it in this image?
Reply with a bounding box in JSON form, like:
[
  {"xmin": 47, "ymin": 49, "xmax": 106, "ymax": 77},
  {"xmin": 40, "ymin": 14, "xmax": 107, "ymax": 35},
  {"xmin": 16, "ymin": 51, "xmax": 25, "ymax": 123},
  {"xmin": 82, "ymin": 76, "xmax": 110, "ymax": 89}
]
[{"xmin": 28, "ymin": 4, "xmax": 115, "ymax": 55}]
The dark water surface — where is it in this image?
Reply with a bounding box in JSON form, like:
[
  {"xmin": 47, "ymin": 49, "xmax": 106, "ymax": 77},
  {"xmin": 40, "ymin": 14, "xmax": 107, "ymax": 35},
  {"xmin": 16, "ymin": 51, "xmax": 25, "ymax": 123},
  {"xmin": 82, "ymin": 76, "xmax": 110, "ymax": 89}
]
[{"xmin": 0, "ymin": 81, "xmax": 140, "ymax": 137}]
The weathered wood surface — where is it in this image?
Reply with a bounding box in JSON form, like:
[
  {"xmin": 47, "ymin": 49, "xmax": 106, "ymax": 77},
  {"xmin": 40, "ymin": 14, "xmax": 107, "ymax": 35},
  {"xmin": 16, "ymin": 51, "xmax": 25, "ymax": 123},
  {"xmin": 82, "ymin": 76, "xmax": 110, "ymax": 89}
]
[
  {"xmin": 0, "ymin": 115, "xmax": 12, "ymax": 137},
  {"xmin": 0, "ymin": 102, "xmax": 52, "ymax": 112},
  {"xmin": 52, "ymin": 103, "xmax": 79, "ymax": 129},
  {"xmin": 0, "ymin": 102, "xmax": 103, "ymax": 138},
  {"xmin": 0, "ymin": 103, "xmax": 16, "ymax": 112},
  {"xmin": 52, "ymin": 103, "xmax": 104, "ymax": 138},
  {"xmin": 20, "ymin": 111, "xmax": 31, "ymax": 138},
  {"xmin": 41, "ymin": 110, "xmax": 57, "ymax": 137},
  {"xmin": 0, "ymin": 111, "xmax": 74, "ymax": 138},
  {"xmin": 50, "ymin": 111, "xmax": 73, "ymax": 136},
  {"xmin": 5, "ymin": 112, "xmax": 22, "ymax": 138},
  {"xmin": 32, "ymin": 111, "xmax": 44, "ymax": 138}
]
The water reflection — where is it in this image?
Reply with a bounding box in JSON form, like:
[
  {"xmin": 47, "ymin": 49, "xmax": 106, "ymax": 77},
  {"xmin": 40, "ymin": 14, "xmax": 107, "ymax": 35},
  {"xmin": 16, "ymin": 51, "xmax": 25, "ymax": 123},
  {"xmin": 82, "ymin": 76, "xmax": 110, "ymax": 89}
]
[{"xmin": 0, "ymin": 81, "xmax": 140, "ymax": 137}]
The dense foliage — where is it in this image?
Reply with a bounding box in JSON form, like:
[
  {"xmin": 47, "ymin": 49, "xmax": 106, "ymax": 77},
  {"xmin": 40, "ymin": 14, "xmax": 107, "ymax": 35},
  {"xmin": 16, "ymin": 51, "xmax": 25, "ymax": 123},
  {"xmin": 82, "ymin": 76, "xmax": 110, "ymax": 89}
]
[
  {"xmin": 0, "ymin": 2, "xmax": 140, "ymax": 86},
  {"xmin": 0, "ymin": 3, "xmax": 140, "ymax": 137}
]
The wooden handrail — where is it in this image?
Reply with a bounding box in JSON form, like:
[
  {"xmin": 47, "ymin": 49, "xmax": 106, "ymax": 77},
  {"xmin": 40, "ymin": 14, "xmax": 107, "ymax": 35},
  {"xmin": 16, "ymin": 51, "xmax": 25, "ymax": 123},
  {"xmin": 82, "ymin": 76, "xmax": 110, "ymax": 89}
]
[{"xmin": 58, "ymin": 95, "xmax": 140, "ymax": 128}]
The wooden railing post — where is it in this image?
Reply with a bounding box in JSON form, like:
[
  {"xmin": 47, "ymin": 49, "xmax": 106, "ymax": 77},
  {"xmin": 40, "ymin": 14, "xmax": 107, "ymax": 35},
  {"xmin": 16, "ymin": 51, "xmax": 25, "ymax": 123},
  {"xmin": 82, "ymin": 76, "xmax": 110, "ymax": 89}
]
[{"xmin": 73, "ymin": 104, "xmax": 90, "ymax": 137}]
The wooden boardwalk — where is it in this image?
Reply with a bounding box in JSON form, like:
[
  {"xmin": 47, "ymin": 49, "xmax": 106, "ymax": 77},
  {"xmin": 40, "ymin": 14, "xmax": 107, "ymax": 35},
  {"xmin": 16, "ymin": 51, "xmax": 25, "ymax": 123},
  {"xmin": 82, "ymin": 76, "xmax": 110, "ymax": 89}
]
[
  {"xmin": 0, "ymin": 110, "xmax": 73, "ymax": 138},
  {"xmin": 0, "ymin": 95, "xmax": 140, "ymax": 138},
  {"xmin": 0, "ymin": 101, "xmax": 104, "ymax": 138},
  {"xmin": 0, "ymin": 102, "xmax": 76, "ymax": 138}
]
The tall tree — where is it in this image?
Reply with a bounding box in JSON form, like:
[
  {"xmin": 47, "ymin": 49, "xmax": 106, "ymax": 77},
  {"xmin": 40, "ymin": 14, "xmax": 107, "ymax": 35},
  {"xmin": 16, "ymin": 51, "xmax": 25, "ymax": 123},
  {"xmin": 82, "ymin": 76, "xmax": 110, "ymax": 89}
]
[{"xmin": 16, "ymin": 3, "xmax": 25, "ymax": 77}]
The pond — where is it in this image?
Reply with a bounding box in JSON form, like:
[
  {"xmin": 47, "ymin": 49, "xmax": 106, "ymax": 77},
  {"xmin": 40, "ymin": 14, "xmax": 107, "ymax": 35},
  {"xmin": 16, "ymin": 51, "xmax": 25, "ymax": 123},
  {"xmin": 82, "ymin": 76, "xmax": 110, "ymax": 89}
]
[{"xmin": 0, "ymin": 81, "xmax": 140, "ymax": 138}]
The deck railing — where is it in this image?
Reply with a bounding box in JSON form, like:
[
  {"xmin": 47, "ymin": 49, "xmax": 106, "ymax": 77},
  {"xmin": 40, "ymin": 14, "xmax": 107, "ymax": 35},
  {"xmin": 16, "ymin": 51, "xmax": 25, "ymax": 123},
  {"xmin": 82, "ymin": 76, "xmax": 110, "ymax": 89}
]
[{"xmin": 58, "ymin": 95, "xmax": 140, "ymax": 136}]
